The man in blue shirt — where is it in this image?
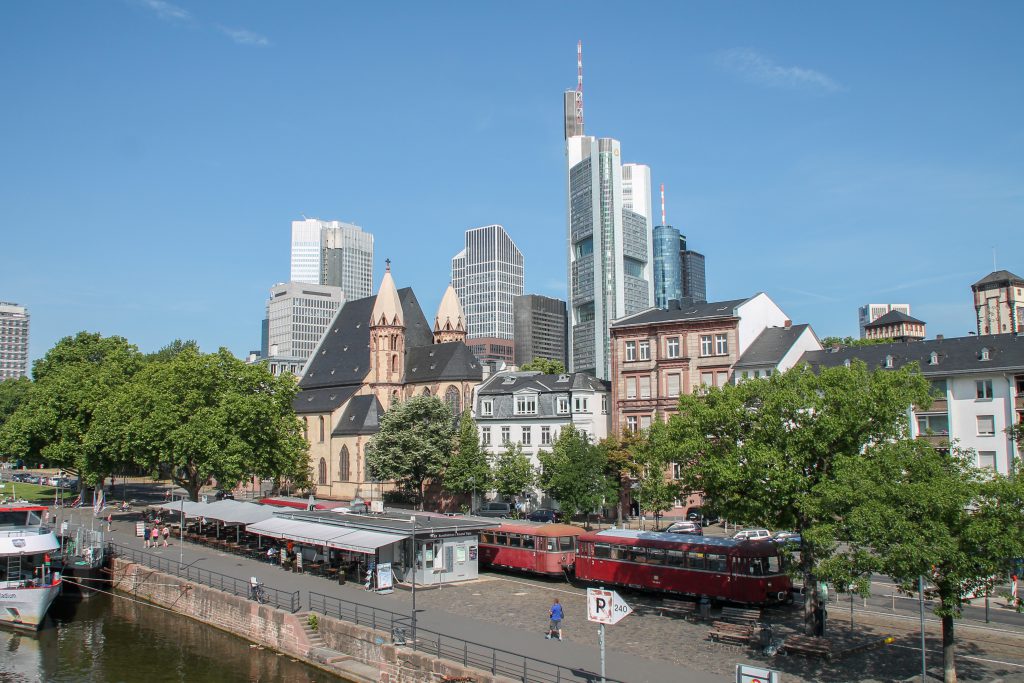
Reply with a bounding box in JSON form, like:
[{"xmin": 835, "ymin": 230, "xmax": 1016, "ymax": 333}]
[{"xmin": 546, "ymin": 598, "xmax": 563, "ymax": 640}]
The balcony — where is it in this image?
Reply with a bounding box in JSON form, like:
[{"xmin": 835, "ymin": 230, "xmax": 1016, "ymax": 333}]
[{"xmin": 919, "ymin": 434, "xmax": 951, "ymax": 449}]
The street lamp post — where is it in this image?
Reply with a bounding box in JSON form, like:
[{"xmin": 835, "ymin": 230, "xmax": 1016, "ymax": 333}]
[{"xmin": 410, "ymin": 514, "xmax": 417, "ymax": 647}]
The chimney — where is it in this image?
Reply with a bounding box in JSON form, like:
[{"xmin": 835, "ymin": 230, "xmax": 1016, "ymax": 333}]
[
  {"xmin": 784, "ymin": 319, "xmax": 792, "ymax": 329},
  {"xmin": 935, "ymin": 334, "xmax": 944, "ymax": 341},
  {"xmin": 667, "ymin": 299, "xmax": 682, "ymax": 310}
]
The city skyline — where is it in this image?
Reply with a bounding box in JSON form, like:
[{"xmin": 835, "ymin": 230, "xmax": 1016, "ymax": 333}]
[{"xmin": 2, "ymin": 3, "xmax": 1023, "ymax": 365}]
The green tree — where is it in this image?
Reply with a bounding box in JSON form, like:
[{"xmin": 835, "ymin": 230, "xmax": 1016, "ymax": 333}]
[
  {"xmin": 820, "ymin": 335, "xmax": 894, "ymax": 348},
  {"xmin": 444, "ymin": 411, "xmax": 493, "ymax": 509},
  {"xmin": 366, "ymin": 395, "xmax": 456, "ymax": 510},
  {"xmin": 146, "ymin": 338, "xmax": 200, "ymax": 363},
  {"xmin": 89, "ymin": 347, "xmax": 308, "ymax": 501},
  {"xmin": 0, "ymin": 377, "xmax": 31, "ymax": 431},
  {"xmin": 667, "ymin": 360, "xmax": 931, "ymax": 635},
  {"xmin": 599, "ymin": 429, "xmax": 647, "ymax": 525},
  {"xmin": 519, "ymin": 357, "xmax": 567, "ymax": 374},
  {"xmin": 492, "ymin": 441, "xmax": 535, "ymax": 503},
  {"xmin": 0, "ymin": 332, "xmax": 143, "ymax": 483},
  {"xmin": 633, "ymin": 423, "xmax": 682, "ymax": 527},
  {"xmin": 538, "ymin": 425, "xmax": 612, "ymax": 525},
  {"xmin": 820, "ymin": 440, "xmax": 1024, "ymax": 683}
]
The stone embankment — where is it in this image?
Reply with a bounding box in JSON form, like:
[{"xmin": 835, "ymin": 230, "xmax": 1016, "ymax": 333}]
[{"xmin": 110, "ymin": 557, "xmax": 516, "ymax": 683}]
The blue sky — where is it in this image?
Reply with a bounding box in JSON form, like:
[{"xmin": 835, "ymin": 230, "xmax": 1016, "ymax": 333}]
[{"xmin": 2, "ymin": 1, "xmax": 1022, "ymax": 365}]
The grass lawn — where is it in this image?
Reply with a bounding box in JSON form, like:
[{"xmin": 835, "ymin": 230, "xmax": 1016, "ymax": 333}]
[{"xmin": 0, "ymin": 481, "xmax": 75, "ymax": 505}]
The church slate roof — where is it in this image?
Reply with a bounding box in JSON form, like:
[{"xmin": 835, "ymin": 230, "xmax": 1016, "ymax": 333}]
[
  {"xmin": 734, "ymin": 325, "xmax": 811, "ymax": 369},
  {"xmin": 332, "ymin": 395, "xmax": 383, "ymax": 436},
  {"xmin": 404, "ymin": 342, "xmax": 482, "ymax": 383},
  {"xmin": 864, "ymin": 310, "xmax": 925, "ymax": 328},
  {"xmin": 293, "ymin": 385, "xmax": 360, "ymax": 415}
]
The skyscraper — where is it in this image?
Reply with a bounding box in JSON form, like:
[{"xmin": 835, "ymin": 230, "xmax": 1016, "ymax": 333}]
[
  {"xmin": 680, "ymin": 234, "xmax": 706, "ymax": 304},
  {"xmin": 264, "ymin": 282, "xmax": 346, "ymax": 375},
  {"xmin": 513, "ymin": 295, "xmax": 568, "ymax": 368},
  {"xmin": 289, "ymin": 219, "xmax": 373, "ymax": 300},
  {"xmin": 564, "ymin": 45, "xmax": 653, "ymax": 378},
  {"xmin": 451, "ymin": 224, "xmax": 524, "ymax": 346},
  {"xmin": 653, "ymin": 225, "xmax": 683, "ymax": 309},
  {"xmin": 0, "ymin": 302, "xmax": 30, "ymax": 380}
]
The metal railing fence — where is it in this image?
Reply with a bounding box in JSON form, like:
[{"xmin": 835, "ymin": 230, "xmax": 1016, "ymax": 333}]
[{"xmin": 109, "ymin": 542, "xmax": 301, "ymax": 612}]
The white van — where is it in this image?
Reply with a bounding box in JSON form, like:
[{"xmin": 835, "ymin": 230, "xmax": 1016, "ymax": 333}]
[{"xmin": 733, "ymin": 528, "xmax": 772, "ymax": 541}]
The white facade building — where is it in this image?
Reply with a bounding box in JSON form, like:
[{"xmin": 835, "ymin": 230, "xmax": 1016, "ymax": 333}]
[
  {"xmin": 802, "ymin": 334, "xmax": 1023, "ymax": 477},
  {"xmin": 0, "ymin": 302, "xmax": 30, "ymax": 380},
  {"xmin": 473, "ymin": 371, "xmax": 611, "ymax": 506},
  {"xmin": 290, "ymin": 219, "xmax": 373, "ymax": 300},
  {"xmin": 451, "ymin": 225, "xmax": 524, "ymax": 340},
  {"xmin": 858, "ymin": 303, "xmax": 911, "ymax": 339},
  {"xmin": 265, "ymin": 282, "xmax": 345, "ymax": 373},
  {"xmin": 733, "ymin": 324, "xmax": 823, "ymax": 382}
]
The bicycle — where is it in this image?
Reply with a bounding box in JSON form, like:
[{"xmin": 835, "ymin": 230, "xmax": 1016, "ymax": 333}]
[{"xmin": 249, "ymin": 578, "xmax": 267, "ymax": 604}]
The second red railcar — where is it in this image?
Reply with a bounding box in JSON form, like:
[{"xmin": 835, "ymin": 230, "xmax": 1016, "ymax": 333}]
[{"xmin": 478, "ymin": 521, "xmax": 581, "ymax": 576}]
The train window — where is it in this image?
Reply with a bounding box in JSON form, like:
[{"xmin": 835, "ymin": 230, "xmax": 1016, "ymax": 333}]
[
  {"xmin": 706, "ymin": 553, "xmax": 727, "ymax": 572},
  {"xmin": 766, "ymin": 556, "xmax": 780, "ymax": 574},
  {"xmin": 628, "ymin": 548, "xmax": 647, "ymax": 564},
  {"xmin": 559, "ymin": 537, "xmax": 575, "ymax": 551},
  {"xmin": 480, "ymin": 532, "xmax": 493, "ymax": 544},
  {"xmin": 609, "ymin": 545, "xmax": 626, "ymax": 561},
  {"xmin": 747, "ymin": 558, "xmax": 768, "ymax": 575},
  {"xmin": 494, "ymin": 533, "xmax": 507, "ymax": 546},
  {"xmin": 508, "ymin": 534, "xmax": 522, "ymax": 548},
  {"xmin": 647, "ymin": 548, "xmax": 666, "ymax": 565},
  {"xmin": 686, "ymin": 553, "xmax": 705, "ymax": 570},
  {"xmin": 593, "ymin": 543, "xmax": 611, "ymax": 559},
  {"xmin": 523, "ymin": 536, "xmax": 535, "ymax": 550},
  {"xmin": 546, "ymin": 538, "xmax": 557, "ymax": 552},
  {"xmin": 666, "ymin": 550, "xmax": 685, "ymax": 567}
]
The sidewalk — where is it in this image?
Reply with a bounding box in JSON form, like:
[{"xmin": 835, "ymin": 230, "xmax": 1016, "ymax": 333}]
[{"xmin": 62, "ymin": 506, "xmax": 721, "ymax": 683}]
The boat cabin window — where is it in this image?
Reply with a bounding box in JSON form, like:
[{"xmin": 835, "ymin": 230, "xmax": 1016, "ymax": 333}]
[
  {"xmin": 559, "ymin": 536, "xmax": 575, "ymax": 552},
  {"xmin": 0, "ymin": 510, "xmax": 43, "ymax": 526}
]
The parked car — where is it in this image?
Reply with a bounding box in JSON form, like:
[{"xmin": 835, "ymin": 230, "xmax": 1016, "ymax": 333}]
[
  {"xmin": 526, "ymin": 508, "xmax": 562, "ymax": 523},
  {"xmin": 685, "ymin": 507, "xmax": 719, "ymax": 526},
  {"xmin": 663, "ymin": 521, "xmax": 703, "ymax": 536},
  {"xmin": 733, "ymin": 528, "xmax": 772, "ymax": 541},
  {"xmin": 475, "ymin": 501, "xmax": 512, "ymax": 518},
  {"xmin": 772, "ymin": 530, "xmax": 801, "ymax": 544},
  {"xmin": 11, "ymin": 473, "xmax": 32, "ymax": 483}
]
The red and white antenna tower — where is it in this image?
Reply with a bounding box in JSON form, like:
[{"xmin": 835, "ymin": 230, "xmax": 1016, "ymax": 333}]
[
  {"xmin": 575, "ymin": 41, "xmax": 584, "ymax": 130},
  {"xmin": 660, "ymin": 184, "xmax": 667, "ymax": 226}
]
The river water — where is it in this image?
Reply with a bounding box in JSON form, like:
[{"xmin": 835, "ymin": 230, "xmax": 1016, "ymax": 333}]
[{"xmin": 0, "ymin": 592, "xmax": 345, "ymax": 683}]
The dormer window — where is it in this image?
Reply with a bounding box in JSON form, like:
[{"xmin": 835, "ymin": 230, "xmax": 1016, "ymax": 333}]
[
  {"xmin": 557, "ymin": 374, "xmax": 571, "ymax": 383},
  {"xmin": 514, "ymin": 394, "xmax": 538, "ymax": 415},
  {"xmin": 557, "ymin": 396, "xmax": 570, "ymax": 414},
  {"xmin": 980, "ymin": 347, "xmax": 990, "ymax": 361},
  {"xmin": 884, "ymin": 355, "xmax": 894, "ymax": 369},
  {"xmin": 929, "ymin": 352, "xmax": 939, "ymax": 365},
  {"xmin": 481, "ymin": 399, "xmax": 493, "ymax": 416},
  {"xmin": 502, "ymin": 376, "xmax": 516, "ymax": 385}
]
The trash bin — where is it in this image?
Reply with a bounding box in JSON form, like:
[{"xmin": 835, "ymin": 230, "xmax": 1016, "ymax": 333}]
[
  {"xmin": 699, "ymin": 595, "xmax": 711, "ymax": 621},
  {"xmin": 338, "ymin": 572, "xmax": 346, "ymax": 585}
]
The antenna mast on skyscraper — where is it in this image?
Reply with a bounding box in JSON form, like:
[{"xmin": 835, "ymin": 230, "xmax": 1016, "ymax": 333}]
[
  {"xmin": 576, "ymin": 41, "xmax": 584, "ymax": 131},
  {"xmin": 660, "ymin": 184, "xmax": 666, "ymax": 226}
]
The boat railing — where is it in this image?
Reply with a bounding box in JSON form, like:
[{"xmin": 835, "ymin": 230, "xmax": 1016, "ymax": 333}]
[{"xmin": 0, "ymin": 527, "xmax": 50, "ymax": 538}]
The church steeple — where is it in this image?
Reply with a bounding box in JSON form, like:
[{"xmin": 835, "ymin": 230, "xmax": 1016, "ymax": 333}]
[
  {"xmin": 434, "ymin": 283, "xmax": 467, "ymax": 344},
  {"xmin": 370, "ymin": 259, "xmax": 405, "ymax": 403}
]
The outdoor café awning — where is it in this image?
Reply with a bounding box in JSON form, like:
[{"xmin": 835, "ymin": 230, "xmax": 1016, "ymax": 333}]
[
  {"xmin": 155, "ymin": 500, "xmax": 276, "ymax": 525},
  {"xmin": 245, "ymin": 517, "xmax": 403, "ymax": 554}
]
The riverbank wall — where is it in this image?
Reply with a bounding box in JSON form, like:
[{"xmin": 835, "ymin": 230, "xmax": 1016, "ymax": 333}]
[{"xmin": 110, "ymin": 557, "xmax": 515, "ymax": 683}]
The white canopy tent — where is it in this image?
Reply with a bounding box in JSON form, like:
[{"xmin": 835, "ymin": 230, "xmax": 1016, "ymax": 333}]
[{"xmin": 245, "ymin": 517, "xmax": 403, "ymax": 555}]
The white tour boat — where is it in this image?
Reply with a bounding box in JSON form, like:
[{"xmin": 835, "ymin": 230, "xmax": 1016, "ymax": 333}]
[{"xmin": 0, "ymin": 503, "xmax": 61, "ymax": 629}]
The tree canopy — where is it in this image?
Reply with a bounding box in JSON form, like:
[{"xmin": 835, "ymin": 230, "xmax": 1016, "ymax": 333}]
[
  {"xmin": 0, "ymin": 377, "xmax": 31, "ymax": 432},
  {"xmin": 492, "ymin": 441, "xmax": 535, "ymax": 503},
  {"xmin": 0, "ymin": 332, "xmax": 144, "ymax": 481},
  {"xmin": 667, "ymin": 360, "xmax": 932, "ymax": 633},
  {"xmin": 444, "ymin": 410, "xmax": 493, "ymax": 504},
  {"xmin": 820, "ymin": 441, "xmax": 1024, "ymax": 683},
  {"xmin": 632, "ymin": 422, "xmax": 682, "ymax": 525},
  {"xmin": 519, "ymin": 357, "xmax": 566, "ymax": 374},
  {"xmin": 366, "ymin": 395, "xmax": 456, "ymax": 509},
  {"xmin": 820, "ymin": 335, "xmax": 894, "ymax": 348},
  {"xmin": 538, "ymin": 425, "xmax": 612, "ymax": 524},
  {"xmin": 89, "ymin": 347, "xmax": 309, "ymax": 501}
]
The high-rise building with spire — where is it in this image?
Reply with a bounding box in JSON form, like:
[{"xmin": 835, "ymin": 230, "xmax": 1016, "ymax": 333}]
[{"xmin": 565, "ymin": 43, "xmax": 654, "ymax": 379}]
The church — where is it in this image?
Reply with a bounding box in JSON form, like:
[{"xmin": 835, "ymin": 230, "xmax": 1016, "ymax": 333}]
[{"xmin": 293, "ymin": 263, "xmax": 482, "ymax": 502}]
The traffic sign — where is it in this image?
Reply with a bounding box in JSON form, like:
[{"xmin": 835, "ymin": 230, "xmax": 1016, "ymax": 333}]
[
  {"xmin": 587, "ymin": 588, "xmax": 633, "ymax": 625},
  {"xmin": 736, "ymin": 663, "xmax": 780, "ymax": 683}
]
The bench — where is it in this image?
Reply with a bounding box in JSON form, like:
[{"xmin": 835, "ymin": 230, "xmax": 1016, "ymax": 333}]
[
  {"xmin": 708, "ymin": 621, "xmax": 755, "ymax": 646},
  {"xmin": 783, "ymin": 634, "xmax": 832, "ymax": 661},
  {"xmin": 721, "ymin": 606, "xmax": 762, "ymax": 626},
  {"xmin": 660, "ymin": 599, "xmax": 700, "ymax": 620}
]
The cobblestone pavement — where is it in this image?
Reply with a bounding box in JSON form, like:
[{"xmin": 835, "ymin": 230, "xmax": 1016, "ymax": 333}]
[{"xmin": 412, "ymin": 570, "xmax": 1024, "ymax": 683}]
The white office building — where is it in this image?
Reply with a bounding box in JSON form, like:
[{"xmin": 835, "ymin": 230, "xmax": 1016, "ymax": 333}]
[
  {"xmin": 0, "ymin": 302, "xmax": 30, "ymax": 380},
  {"xmin": 451, "ymin": 225, "xmax": 524, "ymax": 341},
  {"xmin": 265, "ymin": 282, "xmax": 346, "ymax": 373},
  {"xmin": 290, "ymin": 219, "xmax": 373, "ymax": 300}
]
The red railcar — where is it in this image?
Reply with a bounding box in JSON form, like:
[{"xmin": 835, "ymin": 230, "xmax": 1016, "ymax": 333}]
[
  {"xmin": 575, "ymin": 529, "xmax": 791, "ymax": 606},
  {"xmin": 478, "ymin": 521, "xmax": 581, "ymax": 576}
]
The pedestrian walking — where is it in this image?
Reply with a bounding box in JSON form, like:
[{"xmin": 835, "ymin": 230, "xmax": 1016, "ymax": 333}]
[
  {"xmin": 150, "ymin": 526, "xmax": 160, "ymax": 549},
  {"xmin": 143, "ymin": 524, "xmax": 150, "ymax": 549},
  {"xmin": 161, "ymin": 525, "xmax": 170, "ymax": 548},
  {"xmin": 1012, "ymin": 574, "xmax": 1019, "ymax": 603},
  {"xmin": 546, "ymin": 598, "xmax": 563, "ymax": 641}
]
